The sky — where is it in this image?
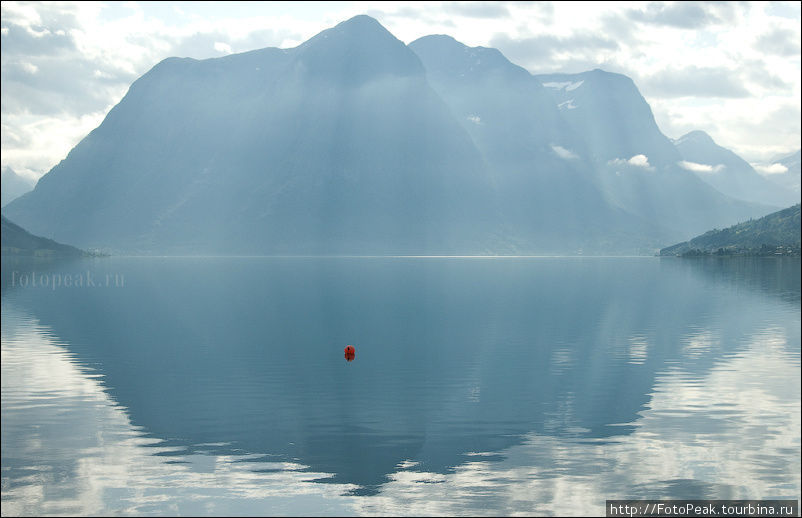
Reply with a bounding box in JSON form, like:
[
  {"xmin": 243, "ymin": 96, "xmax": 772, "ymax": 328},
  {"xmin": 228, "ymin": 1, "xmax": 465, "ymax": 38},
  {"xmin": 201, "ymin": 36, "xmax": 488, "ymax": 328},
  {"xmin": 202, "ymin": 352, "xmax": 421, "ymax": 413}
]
[{"xmin": 1, "ymin": 1, "xmax": 800, "ymax": 181}]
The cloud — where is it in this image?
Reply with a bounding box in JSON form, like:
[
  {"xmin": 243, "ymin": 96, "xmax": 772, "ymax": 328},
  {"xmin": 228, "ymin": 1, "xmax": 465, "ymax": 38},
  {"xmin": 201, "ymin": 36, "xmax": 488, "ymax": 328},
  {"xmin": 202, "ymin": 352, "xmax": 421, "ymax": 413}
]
[
  {"xmin": 1, "ymin": 54, "xmax": 131, "ymax": 117},
  {"xmin": 627, "ymin": 154, "xmax": 651, "ymax": 168},
  {"xmin": 754, "ymin": 163, "xmax": 789, "ymax": 175},
  {"xmin": 442, "ymin": 2, "xmax": 511, "ymax": 19},
  {"xmin": 551, "ymin": 145, "xmax": 579, "ymax": 160},
  {"xmin": 609, "ymin": 154, "xmax": 654, "ymax": 170},
  {"xmin": 466, "ymin": 115, "xmax": 481, "ymax": 124},
  {"xmin": 0, "ymin": 111, "xmax": 107, "ymax": 178},
  {"xmin": 0, "ymin": 1, "xmax": 303, "ymax": 177},
  {"xmin": 755, "ymin": 27, "xmax": 801, "ymax": 57},
  {"xmin": 678, "ymin": 160, "xmax": 725, "ymax": 174},
  {"xmin": 743, "ymin": 59, "xmax": 792, "ymax": 91},
  {"xmin": 0, "ymin": 15, "xmax": 77, "ymax": 57},
  {"xmin": 365, "ymin": 6, "xmax": 456, "ymax": 30},
  {"xmin": 625, "ymin": 2, "xmax": 724, "ymax": 29},
  {"xmin": 489, "ymin": 32, "xmax": 619, "ymax": 73},
  {"xmin": 214, "ymin": 41, "xmax": 232, "ymax": 54},
  {"xmin": 639, "ymin": 65, "xmax": 751, "ymax": 98}
]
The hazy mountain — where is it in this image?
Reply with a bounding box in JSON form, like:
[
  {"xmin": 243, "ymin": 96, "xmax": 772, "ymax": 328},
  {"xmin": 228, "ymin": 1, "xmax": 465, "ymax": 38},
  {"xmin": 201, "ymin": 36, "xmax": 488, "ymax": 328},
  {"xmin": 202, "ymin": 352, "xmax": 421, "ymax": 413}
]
[
  {"xmin": 3, "ymin": 16, "xmax": 499, "ymax": 254},
  {"xmin": 410, "ymin": 36, "xmax": 665, "ymax": 252},
  {"xmin": 673, "ymin": 131, "xmax": 794, "ymax": 207},
  {"xmin": 2, "ymin": 15, "xmax": 776, "ymax": 254},
  {"xmin": 1, "ymin": 167, "xmax": 35, "ymax": 208},
  {"xmin": 536, "ymin": 70, "xmax": 680, "ymax": 166},
  {"xmin": 762, "ymin": 150, "xmax": 801, "ymax": 201},
  {"xmin": 1, "ymin": 215, "xmax": 84, "ymax": 256},
  {"xmin": 660, "ymin": 204, "xmax": 800, "ymax": 256},
  {"xmin": 531, "ymin": 70, "xmax": 772, "ymax": 240}
]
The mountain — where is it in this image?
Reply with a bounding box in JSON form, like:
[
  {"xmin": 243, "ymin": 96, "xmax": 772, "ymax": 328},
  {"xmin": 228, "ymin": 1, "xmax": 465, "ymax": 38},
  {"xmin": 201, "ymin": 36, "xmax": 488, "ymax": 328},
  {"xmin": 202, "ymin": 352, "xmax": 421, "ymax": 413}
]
[
  {"xmin": 1, "ymin": 215, "xmax": 84, "ymax": 256},
  {"xmin": 409, "ymin": 35, "xmax": 662, "ymax": 252},
  {"xmin": 660, "ymin": 204, "xmax": 801, "ymax": 256},
  {"xmin": 3, "ymin": 16, "xmax": 499, "ymax": 255},
  {"xmin": 1, "ymin": 167, "xmax": 35, "ymax": 207},
  {"xmin": 775, "ymin": 149, "xmax": 801, "ymax": 175},
  {"xmin": 672, "ymin": 131, "xmax": 794, "ymax": 207},
  {"xmin": 762, "ymin": 150, "xmax": 801, "ymax": 201},
  {"xmin": 536, "ymin": 69, "xmax": 679, "ymax": 166},
  {"xmin": 3, "ymin": 15, "xmax": 775, "ymax": 254},
  {"xmin": 532, "ymin": 70, "xmax": 772, "ymax": 239}
]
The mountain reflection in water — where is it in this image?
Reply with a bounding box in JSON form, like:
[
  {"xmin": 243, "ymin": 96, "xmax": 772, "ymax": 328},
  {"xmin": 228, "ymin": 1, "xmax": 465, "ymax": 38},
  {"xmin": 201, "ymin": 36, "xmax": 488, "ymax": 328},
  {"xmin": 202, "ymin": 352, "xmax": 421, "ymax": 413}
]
[{"xmin": 2, "ymin": 257, "xmax": 799, "ymax": 515}]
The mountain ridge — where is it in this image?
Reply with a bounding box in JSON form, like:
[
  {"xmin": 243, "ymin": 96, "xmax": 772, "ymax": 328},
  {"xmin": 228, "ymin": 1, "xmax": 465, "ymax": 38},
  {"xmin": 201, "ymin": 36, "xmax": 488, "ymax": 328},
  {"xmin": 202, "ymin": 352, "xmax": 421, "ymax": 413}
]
[
  {"xmin": 4, "ymin": 15, "xmax": 499, "ymax": 254},
  {"xmin": 673, "ymin": 130, "xmax": 794, "ymax": 207},
  {"xmin": 1, "ymin": 167, "xmax": 35, "ymax": 208},
  {"xmin": 659, "ymin": 204, "xmax": 801, "ymax": 256},
  {"xmin": 2, "ymin": 15, "xmax": 777, "ymax": 255},
  {"xmin": 1, "ymin": 215, "xmax": 86, "ymax": 257}
]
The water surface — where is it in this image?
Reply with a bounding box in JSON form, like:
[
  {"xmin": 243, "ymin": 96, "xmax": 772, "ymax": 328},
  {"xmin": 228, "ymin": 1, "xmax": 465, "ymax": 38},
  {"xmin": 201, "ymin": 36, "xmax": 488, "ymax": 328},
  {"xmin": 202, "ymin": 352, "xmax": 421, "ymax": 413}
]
[{"xmin": 2, "ymin": 257, "xmax": 799, "ymax": 515}]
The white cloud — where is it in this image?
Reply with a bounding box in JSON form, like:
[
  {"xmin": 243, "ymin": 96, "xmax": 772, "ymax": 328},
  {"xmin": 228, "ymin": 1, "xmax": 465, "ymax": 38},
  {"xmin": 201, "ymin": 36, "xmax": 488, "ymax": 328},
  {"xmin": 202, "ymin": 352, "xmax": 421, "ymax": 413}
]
[
  {"xmin": 609, "ymin": 154, "xmax": 654, "ymax": 170},
  {"xmin": 213, "ymin": 41, "xmax": 232, "ymax": 54},
  {"xmin": 0, "ymin": 1, "xmax": 43, "ymax": 31},
  {"xmin": 20, "ymin": 61, "xmax": 38, "ymax": 74},
  {"xmin": 1, "ymin": 111, "xmax": 108, "ymax": 179},
  {"xmin": 551, "ymin": 144, "xmax": 578, "ymax": 160},
  {"xmin": 754, "ymin": 163, "xmax": 790, "ymax": 175},
  {"xmin": 466, "ymin": 114, "xmax": 481, "ymax": 124},
  {"xmin": 678, "ymin": 160, "xmax": 725, "ymax": 174},
  {"xmin": 628, "ymin": 154, "xmax": 650, "ymax": 168}
]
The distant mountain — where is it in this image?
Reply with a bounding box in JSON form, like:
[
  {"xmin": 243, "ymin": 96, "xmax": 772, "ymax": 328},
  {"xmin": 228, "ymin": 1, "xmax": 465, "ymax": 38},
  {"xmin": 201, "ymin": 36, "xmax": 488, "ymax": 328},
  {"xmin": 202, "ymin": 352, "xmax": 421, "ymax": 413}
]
[
  {"xmin": 4, "ymin": 16, "xmax": 498, "ymax": 254},
  {"xmin": 1, "ymin": 167, "xmax": 35, "ymax": 207},
  {"xmin": 672, "ymin": 131, "xmax": 794, "ymax": 207},
  {"xmin": 762, "ymin": 150, "xmax": 801, "ymax": 202},
  {"xmin": 536, "ymin": 69, "xmax": 680, "ymax": 166},
  {"xmin": 2, "ymin": 15, "xmax": 776, "ymax": 255},
  {"xmin": 1, "ymin": 215, "xmax": 84, "ymax": 256},
  {"xmin": 660, "ymin": 204, "xmax": 801, "ymax": 256},
  {"xmin": 533, "ymin": 70, "xmax": 771, "ymax": 238},
  {"xmin": 409, "ymin": 36, "xmax": 663, "ymax": 252}
]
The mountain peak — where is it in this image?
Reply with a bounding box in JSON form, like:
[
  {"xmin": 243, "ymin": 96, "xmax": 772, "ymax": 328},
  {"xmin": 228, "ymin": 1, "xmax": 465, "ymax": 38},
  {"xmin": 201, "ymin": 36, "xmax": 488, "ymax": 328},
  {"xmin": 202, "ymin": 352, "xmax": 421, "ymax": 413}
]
[
  {"xmin": 676, "ymin": 130, "xmax": 715, "ymax": 146},
  {"xmin": 296, "ymin": 14, "xmax": 423, "ymax": 82},
  {"xmin": 538, "ymin": 68, "xmax": 635, "ymax": 89},
  {"xmin": 410, "ymin": 34, "xmax": 530, "ymax": 82},
  {"xmin": 771, "ymin": 149, "xmax": 801, "ymax": 165},
  {"xmin": 410, "ymin": 34, "xmax": 463, "ymax": 49},
  {"xmin": 335, "ymin": 14, "xmax": 385, "ymax": 31},
  {"xmin": 304, "ymin": 14, "xmax": 399, "ymax": 46}
]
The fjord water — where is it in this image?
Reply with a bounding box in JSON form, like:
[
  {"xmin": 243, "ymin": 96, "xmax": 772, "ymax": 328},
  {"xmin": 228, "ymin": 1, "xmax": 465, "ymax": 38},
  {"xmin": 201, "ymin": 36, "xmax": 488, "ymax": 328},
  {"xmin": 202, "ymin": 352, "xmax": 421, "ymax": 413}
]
[{"xmin": 2, "ymin": 257, "xmax": 799, "ymax": 515}]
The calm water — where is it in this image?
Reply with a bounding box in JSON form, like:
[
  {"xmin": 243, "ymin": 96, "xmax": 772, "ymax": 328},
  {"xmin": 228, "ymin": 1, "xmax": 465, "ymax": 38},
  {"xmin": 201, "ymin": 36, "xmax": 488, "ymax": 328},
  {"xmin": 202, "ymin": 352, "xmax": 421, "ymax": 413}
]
[{"xmin": 1, "ymin": 257, "xmax": 799, "ymax": 516}]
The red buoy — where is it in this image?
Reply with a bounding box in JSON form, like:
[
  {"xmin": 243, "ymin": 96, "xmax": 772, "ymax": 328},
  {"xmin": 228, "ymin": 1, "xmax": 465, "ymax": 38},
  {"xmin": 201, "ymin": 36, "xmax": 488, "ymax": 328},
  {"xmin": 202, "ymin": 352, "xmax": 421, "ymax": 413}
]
[{"xmin": 344, "ymin": 345, "xmax": 356, "ymax": 361}]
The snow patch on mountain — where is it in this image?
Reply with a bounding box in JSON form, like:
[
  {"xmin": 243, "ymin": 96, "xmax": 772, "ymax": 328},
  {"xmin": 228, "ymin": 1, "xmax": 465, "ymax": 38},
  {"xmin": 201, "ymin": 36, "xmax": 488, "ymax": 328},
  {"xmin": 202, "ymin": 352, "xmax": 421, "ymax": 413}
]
[{"xmin": 542, "ymin": 80, "xmax": 584, "ymax": 91}]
